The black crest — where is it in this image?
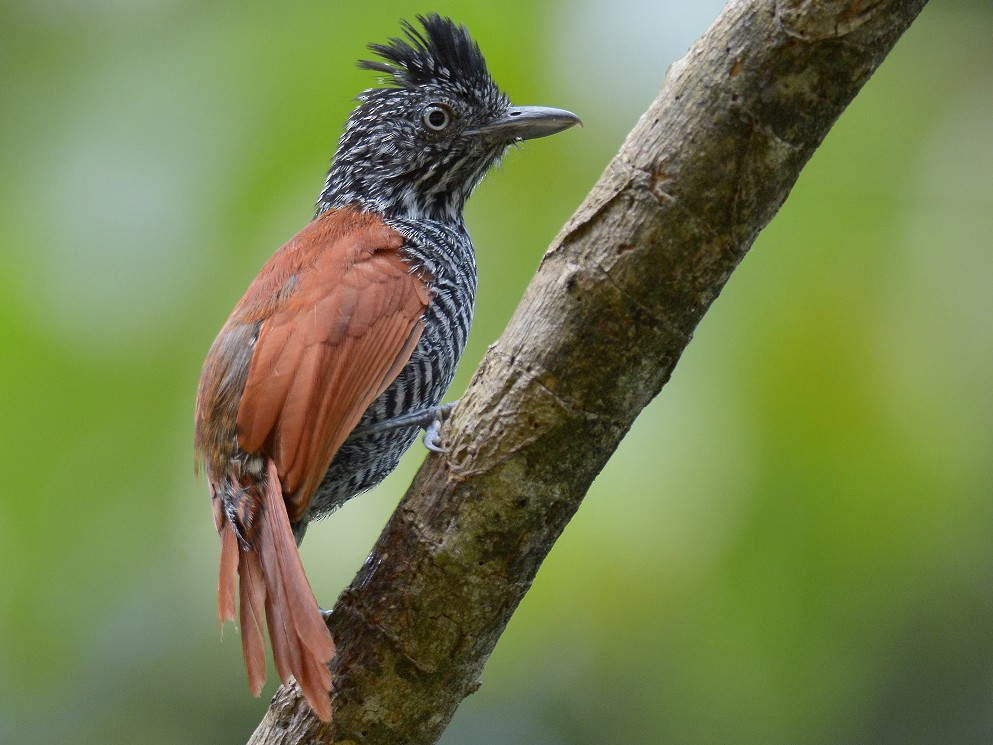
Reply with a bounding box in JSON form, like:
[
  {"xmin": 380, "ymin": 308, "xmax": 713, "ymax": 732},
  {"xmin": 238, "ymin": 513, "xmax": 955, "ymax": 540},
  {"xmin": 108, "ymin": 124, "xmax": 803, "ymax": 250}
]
[{"xmin": 359, "ymin": 14, "xmax": 494, "ymax": 94}]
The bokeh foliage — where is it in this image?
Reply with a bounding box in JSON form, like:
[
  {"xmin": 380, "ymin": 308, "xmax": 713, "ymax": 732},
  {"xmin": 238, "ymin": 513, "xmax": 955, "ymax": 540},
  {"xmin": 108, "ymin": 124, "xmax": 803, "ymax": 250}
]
[{"xmin": 1, "ymin": 1, "xmax": 991, "ymax": 743}]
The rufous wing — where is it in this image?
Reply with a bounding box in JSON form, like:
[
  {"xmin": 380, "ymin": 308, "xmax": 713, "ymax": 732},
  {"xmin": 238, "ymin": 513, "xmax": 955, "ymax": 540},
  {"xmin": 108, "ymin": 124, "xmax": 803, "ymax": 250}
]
[{"xmin": 234, "ymin": 206, "xmax": 431, "ymax": 522}]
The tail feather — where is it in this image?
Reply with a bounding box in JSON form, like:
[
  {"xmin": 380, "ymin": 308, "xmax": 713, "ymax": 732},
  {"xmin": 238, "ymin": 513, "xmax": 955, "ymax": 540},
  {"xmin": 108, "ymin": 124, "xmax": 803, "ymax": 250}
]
[
  {"xmin": 300, "ymin": 644, "xmax": 333, "ymax": 711},
  {"xmin": 260, "ymin": 459, "xmax": 335, "ymax": 722},
  {"xmin": 238, "ymin": 541, "xmax": 268, "ymax": 697},
  {"xmin": 261, "ymin": 461, "xmax": 337, "ymax": 660},
  {"xmin": 215, "ymin": 460, "xmax": 335, "ymax": 722},
  {"xmin": 258, "ymin": 523, "xmax": 304, "ymax": 685},
  {"xmin": 218, "ymin": 520, "xmax": 238, "ymax": 627}
]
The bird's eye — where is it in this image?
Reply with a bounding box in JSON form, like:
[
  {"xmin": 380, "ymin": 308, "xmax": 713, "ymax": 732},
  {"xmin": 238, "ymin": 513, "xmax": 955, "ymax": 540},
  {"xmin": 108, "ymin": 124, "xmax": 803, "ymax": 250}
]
[{"xmin": 422, "ymin": 104, "xmax": 452, "ymax": 132}]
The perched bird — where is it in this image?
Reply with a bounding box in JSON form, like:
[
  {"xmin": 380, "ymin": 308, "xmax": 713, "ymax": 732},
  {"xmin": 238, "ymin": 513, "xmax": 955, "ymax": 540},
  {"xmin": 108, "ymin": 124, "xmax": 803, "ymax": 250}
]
[{"xmin": 194, "ymin": 14, "xmax": 580, "ymax": 721}]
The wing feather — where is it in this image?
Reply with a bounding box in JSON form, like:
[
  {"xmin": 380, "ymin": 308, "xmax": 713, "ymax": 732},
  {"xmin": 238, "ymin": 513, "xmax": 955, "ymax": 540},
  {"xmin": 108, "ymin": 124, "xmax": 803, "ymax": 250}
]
[{"xmin": 233, "ymin": 207, "xmax": 430, "ymax": 522}]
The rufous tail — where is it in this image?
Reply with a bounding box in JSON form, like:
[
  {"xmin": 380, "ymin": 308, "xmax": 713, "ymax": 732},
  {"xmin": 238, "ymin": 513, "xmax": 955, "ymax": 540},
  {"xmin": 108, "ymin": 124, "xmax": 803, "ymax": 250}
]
[{"xmin": 216, "ymin": 460, "xmax": 335, "ymax": 721}]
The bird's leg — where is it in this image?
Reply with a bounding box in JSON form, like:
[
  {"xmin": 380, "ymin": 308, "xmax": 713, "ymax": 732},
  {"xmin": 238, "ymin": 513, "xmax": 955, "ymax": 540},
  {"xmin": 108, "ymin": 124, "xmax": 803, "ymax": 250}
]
[{"xmin": 350, "ymin": 401, "xmax": 458, "ymax": 452}]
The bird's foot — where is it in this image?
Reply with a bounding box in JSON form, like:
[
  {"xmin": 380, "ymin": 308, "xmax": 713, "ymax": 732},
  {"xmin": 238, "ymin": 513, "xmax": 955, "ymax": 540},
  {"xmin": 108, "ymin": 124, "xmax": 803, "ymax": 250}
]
[
  {"xmin": 350, "ymin": 400, "xmax": 459, "ymax": 453},
  {"xmin": 423, "ymin": 401, "xmax": 456, "ymax": 453}
]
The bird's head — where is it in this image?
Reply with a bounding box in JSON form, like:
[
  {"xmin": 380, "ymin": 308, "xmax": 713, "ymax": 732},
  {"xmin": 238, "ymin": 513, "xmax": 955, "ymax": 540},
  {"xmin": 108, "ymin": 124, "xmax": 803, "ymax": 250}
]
[{"xmin": 318, "ymin": 14, "xmax": 580, "ymax": 221}]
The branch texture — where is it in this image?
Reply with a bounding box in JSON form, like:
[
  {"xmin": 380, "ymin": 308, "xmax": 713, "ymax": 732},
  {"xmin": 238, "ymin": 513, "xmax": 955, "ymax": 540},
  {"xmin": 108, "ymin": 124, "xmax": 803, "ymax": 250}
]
[{"xmin": 249, "ymin": 0, "xmax": 929, "ymax": 742}]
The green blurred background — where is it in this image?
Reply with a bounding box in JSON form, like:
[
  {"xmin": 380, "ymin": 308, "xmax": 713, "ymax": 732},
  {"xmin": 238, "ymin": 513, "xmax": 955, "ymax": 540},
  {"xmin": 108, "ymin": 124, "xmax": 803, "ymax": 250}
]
[{"xmin": 2, "ymin": 1, "xmax": 992, "ymax": 743}]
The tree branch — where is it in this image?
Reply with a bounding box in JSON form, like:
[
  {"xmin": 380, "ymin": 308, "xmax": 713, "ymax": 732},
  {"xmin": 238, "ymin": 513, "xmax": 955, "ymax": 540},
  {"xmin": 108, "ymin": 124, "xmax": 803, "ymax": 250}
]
[{"xmin": 247, "ymin": 0, "xmax": 929, "ymax": 742}]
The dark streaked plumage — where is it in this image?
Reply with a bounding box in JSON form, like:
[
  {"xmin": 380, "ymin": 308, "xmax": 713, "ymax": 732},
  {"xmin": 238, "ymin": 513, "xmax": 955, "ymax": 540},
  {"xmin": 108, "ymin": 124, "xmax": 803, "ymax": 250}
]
[
  {"xmin": 318, "ymin": 17, "xmax": 510, "ymax": 222},
  {"xmin": 194, "ymin": 13, "xmax": 579, "ymax": 721}
]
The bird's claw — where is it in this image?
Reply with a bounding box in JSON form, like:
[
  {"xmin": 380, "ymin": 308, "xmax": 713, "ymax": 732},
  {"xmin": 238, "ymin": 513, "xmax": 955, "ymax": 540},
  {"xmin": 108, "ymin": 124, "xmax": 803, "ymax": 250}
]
[
  {"xmin": 422, "ymin": 400, "xmax": 457, "ymax": 453},
  {"xmin": 423, "ymin": 419, "xmax": 446, "ymax": 452}
]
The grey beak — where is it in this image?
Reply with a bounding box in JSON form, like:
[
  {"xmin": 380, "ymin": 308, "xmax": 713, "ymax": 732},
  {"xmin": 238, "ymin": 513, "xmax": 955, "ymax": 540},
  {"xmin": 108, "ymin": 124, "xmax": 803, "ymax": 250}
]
[{"xmin": 469, "ymin": 106, "xmax": 582, "ymax": 142}]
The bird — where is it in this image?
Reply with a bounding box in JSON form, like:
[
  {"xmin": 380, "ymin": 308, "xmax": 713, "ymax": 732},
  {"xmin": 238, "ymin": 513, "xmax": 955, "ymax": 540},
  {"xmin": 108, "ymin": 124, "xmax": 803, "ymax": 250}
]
[{"xmin": 193, "ymin": 14, "xmax": 580, "ymax": 722}]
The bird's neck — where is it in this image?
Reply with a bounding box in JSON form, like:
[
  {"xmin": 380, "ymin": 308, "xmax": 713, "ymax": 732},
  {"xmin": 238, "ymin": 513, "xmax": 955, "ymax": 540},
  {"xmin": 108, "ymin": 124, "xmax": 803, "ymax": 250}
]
[{"xmin": 316, "ymin": 156, "xmax": 474, "ymax": 224}]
